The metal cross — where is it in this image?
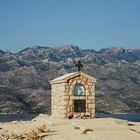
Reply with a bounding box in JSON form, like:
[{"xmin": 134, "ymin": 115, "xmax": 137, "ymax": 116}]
[{"xmin": 75, "ymin": 60, "xmax": 83, "ymax": 71}]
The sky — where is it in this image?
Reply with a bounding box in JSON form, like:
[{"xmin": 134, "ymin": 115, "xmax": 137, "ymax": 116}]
[{"xmin": 0, "ymin": 0, "xmax": 140, "ymax": 53}]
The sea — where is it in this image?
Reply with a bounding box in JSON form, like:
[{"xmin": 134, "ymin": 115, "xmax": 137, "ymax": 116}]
[
  {"xmin": 0, "ymin": 113, "xmax": 140, "ymax": 122},
  {"xmin": 0, "ymin": 114, "xmax": 38, "ymax": 122},
  {"xmin": 96, "ymin": 113, "xmax": 140, "ymax": 122}
]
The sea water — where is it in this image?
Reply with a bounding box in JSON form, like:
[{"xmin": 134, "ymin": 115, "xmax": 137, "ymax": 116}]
[
  {"xmin": 0, "ymin": 113, "xmax": 140, "ymax": 122},
  {"xmin": 96, "ymin": 113, "xmax": 140, "ymax": 122},
  {"xmin": 0, "ymin": 114, "xmax": 38, "ymax": 122}
]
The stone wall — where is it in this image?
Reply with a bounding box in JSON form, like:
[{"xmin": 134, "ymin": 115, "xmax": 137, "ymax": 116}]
[{"xmin": 51, "ymin": 83, "xmax": 67, "ymax": 118}]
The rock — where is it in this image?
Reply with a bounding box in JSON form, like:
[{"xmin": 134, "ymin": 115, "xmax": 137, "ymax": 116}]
[{"xmin": 114, "ymin": 119, "xmax": 129, "ymax": 126}]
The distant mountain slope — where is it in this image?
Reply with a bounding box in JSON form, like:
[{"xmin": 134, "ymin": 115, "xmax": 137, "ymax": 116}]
[{"xmin": 0, "ymin": 45, "xmax": 140, "ymax": 114}]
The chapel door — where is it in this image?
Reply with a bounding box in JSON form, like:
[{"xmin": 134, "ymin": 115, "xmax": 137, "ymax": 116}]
[{"xmin": 74, "ymin": 100, "xmax": 86, "ymax": 112}]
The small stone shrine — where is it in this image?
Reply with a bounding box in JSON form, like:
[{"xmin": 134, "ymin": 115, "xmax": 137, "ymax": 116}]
[{"xmin": 50, "ymin": 61, "xmax": 96, "ymax": 119}]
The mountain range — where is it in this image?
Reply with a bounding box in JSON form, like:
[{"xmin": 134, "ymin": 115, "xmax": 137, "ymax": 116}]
[{"xmin": 0, "ymin": 45, "xmax": 140, "ymax": 114}]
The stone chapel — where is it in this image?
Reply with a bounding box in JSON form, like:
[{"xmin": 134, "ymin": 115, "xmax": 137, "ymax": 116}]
[{"xmin": 50, "ymin": 62, "xmax": 96, "ymax": 119}]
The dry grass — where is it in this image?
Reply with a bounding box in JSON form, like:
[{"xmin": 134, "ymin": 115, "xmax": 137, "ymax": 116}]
[
  {"xmin": 25, "ymin": 125, "xmax": 50, "ymax": 140},
  {"xmin": 25, "ymin": 130, "xmax": 40, "ymax": 140},
  {"xmin": 0, "ymin": 133, "xmax": 10, "ymax": 140},
  {"xmin": 73, "ymin": 125, "xmax": 80, "ymax": 130},
  {"xmin": 81, "ymin": 128, "xmax": 94, "ymax": 134},
  {"xmin": 9, "ymin": 124, "xmax": 51, "ymax": 140},
  {"xmin": 37, "ymin": 124, "xmax": 49, "ymax": 133},
  {"xmin": 11, "ymin": 132, "xmax": 25, "ymax": 139}
]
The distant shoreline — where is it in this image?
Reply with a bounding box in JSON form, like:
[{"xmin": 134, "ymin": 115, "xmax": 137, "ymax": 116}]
[{"xmin": 0, "ymin": 113, "xmax": 140, "ymax": 122}]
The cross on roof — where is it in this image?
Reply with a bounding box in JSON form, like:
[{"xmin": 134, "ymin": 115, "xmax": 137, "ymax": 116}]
[{"xmin": 75, "ymin": 60, "xmax": 83, "ymax": 71}]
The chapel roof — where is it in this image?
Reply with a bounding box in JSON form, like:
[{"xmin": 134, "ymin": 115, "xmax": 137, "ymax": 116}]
[{"xmin": 50, "ymin": 71, "xmax": 96, "ymax": 84}]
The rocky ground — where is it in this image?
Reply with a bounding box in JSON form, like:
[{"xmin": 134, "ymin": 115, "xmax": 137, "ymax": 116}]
[{"xmin": 0, "ymin": 114, "xmax": 140, "ymax": 140}]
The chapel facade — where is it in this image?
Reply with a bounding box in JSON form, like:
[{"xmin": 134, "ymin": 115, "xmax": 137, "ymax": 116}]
[{"xmin": 50, "ymin": 71, "xmax": 96, "ymax": 119}]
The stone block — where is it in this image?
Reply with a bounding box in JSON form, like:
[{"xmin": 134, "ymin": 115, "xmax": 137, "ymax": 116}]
[
  {"xmin": 60, "ymin": 100, "xmax": 68, "ymax": 106},
  {"xmin": 70, "ymin": 96, "xmax": 74, "ymax": 100},
  {"xmin": 68, "ymin": 91, "xmax": 73, "ymax": 96},
  {"xmin": 87, "ymin": 99, "xmax": 93, "ymax": 104},
  {"xmin": 68, "ymin": 79, "xmax": 73, "ymax": 83},
  {"xmin": 85, "ymin": 85, "xmax": 88, "ymax": 89},
  {"xmin": 81, "ymin": 81, "xmax": 86, "ymax": 85},
  {"xmin": 91, "ymin": 108, "xmax": 95, "ymax": 113},
  {"xmin": 92, "ymin": 104, "xmax": 95, "ymax": 108},
  {"xmin": 63, "ymin": 96, "xmax": 70, "ymax": 100},
  {"xmin": 87, "ymin": 79, "xmax": 92, "ymax": 83},
  {"xmin": 68, "ymin": 83, "xmax": 72, "ymax": 88},
  {"xmin": 61, "ymin": 109, "xmax": 67, "ymax": 114},
  {"xmin": 88, "ymin": 85, "xmax": 92, "ymax": 90},
  {"xmin": 76, "ymin": 76, "xmax": 80, "ymax": 80},
  {"xmin": 79, "ymin": 96, "xmax": 85, "ymax": 99},
  {"xmin": 90, "ymin": 92, "xmax": 95, "ymax": 96},
  {"xmin": 71, "ymin": 81, "xmax": 76, "ymax": 86},
  {"xmin": 67, "ymin": 107, "xmax": 71, "ymax": 112},
  {"xmin": 84, "ymin": 77, "xmax": 88, "ymax": 82},
  {"xmin": 79, "ymin": 76, "xmax": 82, "ymax": 80},
  {"xmin": 77, "ymin": 80, "xmax": 82, "ymax": 83},
  {"xmin": 88, "ymin": 104, "xmax": 93, "ymax": 108},
  {"xmin": 88, "ymin": 82, "xmax": 93, "ymax": 86},
  {"xmin": 60, "ymin": 105, "xmax": 67, "ymax": 109},
  {"xmin": 88, "ymin": 96, "xmax": 94, "ymax": 100},
  {"xmin": 68, "ymin": 100, "xmax": 73, "ymax": 105},
  {"xmin": 65, "ymin": 85, "xmax": 69, "ymax": 89}
]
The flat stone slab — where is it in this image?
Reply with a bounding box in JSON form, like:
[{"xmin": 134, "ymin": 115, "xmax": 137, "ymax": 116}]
[
  {"xmin": 71, "ymin": 118, "xmax": 140, "ymax": 140},
  {"xmin": 130, "ymin": 125, "xmax": 140, "ymax": 134},
  {"xmin": 91, "ymin": 129, "xmax": 140, "ymax": 140},
  {"xmin": 72, "ymin": 118, "xmax": 129, "ymax": 131}
]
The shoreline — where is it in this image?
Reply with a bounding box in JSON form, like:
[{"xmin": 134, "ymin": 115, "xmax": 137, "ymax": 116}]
[{"xmin": 0, "ymin": 113, "xmax": 140, "ymax": 122}]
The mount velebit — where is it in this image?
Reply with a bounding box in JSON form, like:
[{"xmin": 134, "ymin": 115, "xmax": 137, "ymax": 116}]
[{"xmin": 0, "ymin": 45, "xmax": 140, "ymax": 114}]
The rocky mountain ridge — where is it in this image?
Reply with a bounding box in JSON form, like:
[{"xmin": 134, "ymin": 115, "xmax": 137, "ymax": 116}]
[{"xmin": 0, "ymin": 45, "xmax": 140, "ymax": 114}]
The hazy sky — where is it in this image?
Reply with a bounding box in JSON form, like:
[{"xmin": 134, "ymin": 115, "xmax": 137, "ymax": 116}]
[{"xmin": 0, "ymin": 0, "xmax": 140, "ymax": 52}]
